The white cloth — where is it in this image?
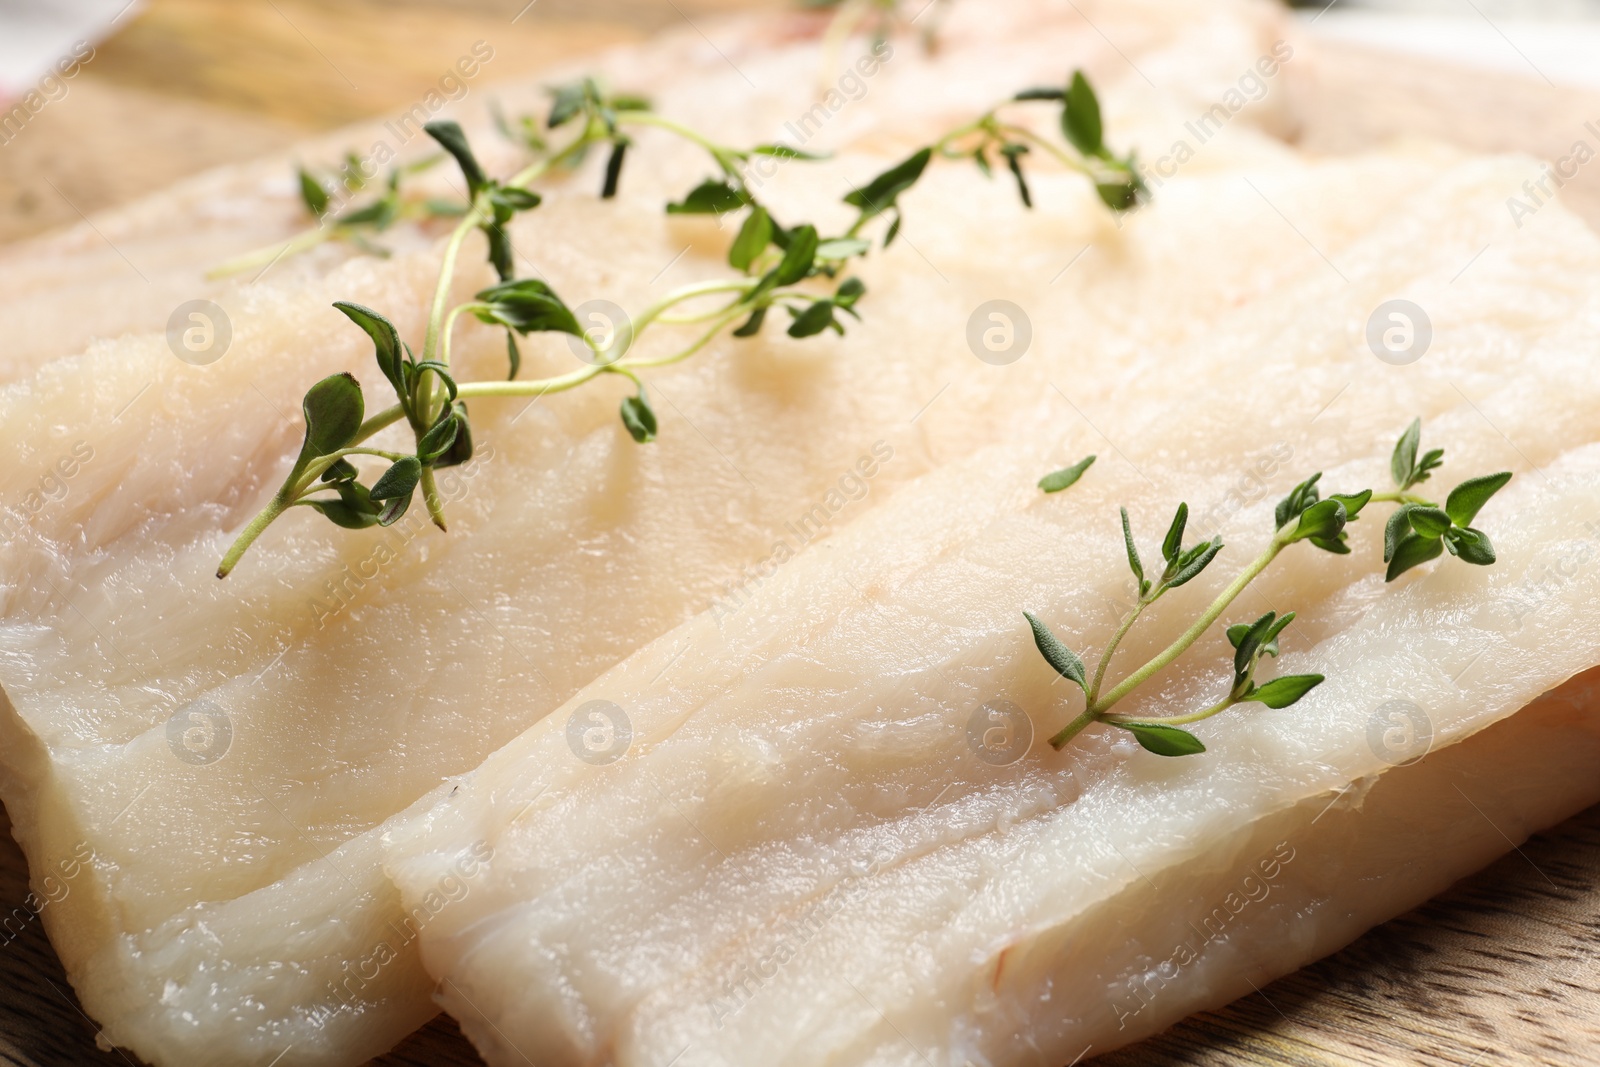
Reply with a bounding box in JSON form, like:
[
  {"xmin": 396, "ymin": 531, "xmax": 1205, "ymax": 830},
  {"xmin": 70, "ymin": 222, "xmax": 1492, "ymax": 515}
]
[
  {"xmin": 0, "ymin": 0, "xmax": 139, "ymax": 97},
  {"xmin": 1303, "ymin": 2, "xmax": 1600, "ymax": 91}
]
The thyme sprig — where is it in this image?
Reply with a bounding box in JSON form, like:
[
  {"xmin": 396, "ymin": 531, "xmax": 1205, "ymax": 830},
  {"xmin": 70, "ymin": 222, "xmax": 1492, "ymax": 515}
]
[
  {"xmin": 938, "ymin": 71, "xmax": 1146, "ymax": 215},
  {"xmin": 209, "ymin": 155, "xmax": 466, "ymax": 278},
  {"xmin": 1025, "ymin": 419, "xmax": 1511, "ymax": 756},
  {"xmin": 806, "ymin": 0, "xmax": 946, "ymax": 86},
  {"xmin": 215, "ymin": 110, "xmax": 866, "ymax": 577},
  {"xmin": 833, "ymin": 69, "xmax": 1145, "ymax": 251},
  {"xmin": 215, "ymin": 71, "xmax": 1138, "ymax": 577},
  {"xmin": 208, "ymin": 77, "xmax": 818, "ymax": 281}
]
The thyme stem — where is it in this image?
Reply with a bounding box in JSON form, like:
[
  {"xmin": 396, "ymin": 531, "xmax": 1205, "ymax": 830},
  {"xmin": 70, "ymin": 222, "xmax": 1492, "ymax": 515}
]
[
  {"xmin": 1104, "ymin": 695, "xmax": 1237, "ymax": 728},
  {"xmin": 1092, "ymin": 537, "xmax": 1285, "ymax": 715},
  {"xmin": 424, "ymin": 202, "xmax": 487, "ymax": 365},
  {"xmin": 1087, "ymin": 599, "xmax": 1147, "ymax": 707},
  {"xmin": 207, "ymin": 226, "xmax": 341, "ymax": 280},
  {"xmin": 217, "ymin": 493, "xmax": 293, "ymax": 578}
]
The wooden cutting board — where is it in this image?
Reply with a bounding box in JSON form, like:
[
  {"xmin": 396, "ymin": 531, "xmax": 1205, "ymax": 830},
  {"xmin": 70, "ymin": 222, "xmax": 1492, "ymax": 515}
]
[{"xmin": 1, "ymin": 5, "xmax": 1597, "ymax": 1065}]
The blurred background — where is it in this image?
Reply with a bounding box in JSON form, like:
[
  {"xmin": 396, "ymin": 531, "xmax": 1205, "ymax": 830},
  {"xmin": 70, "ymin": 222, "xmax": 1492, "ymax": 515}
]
[{"xmin": 4, "ymin": 0, "xmax": 1600, "ymax": 245}]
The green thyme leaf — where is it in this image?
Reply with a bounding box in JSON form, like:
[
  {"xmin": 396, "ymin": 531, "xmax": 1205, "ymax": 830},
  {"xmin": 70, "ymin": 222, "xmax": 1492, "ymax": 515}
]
[
  {"xmin": 369, "ymin": 455, "xmax": 421, "ymax": 526},
  {"xmin": 1391, "ymin": 418, "xmax": 1421, "ymax": 486},
  {"xmin": 843, "ymin": 147, "xmax": 932, "ymax": 222},
  {"xmin": 486, "ymin": 224, "xmax": 513, "ymax": 281},
  {"xmin": 999, "ymin": 143, "xmax": 1032, "ymax": 209},
  {"xmin": 417, "ymin": 412, "xmax": 460, "ymax": 463},
  {"xmin": 491, "ymin": 187, "xmax": 542, "ymax": 213},
  {"xmin": 304, "ymin": 497, "xmax": 380, "ymax": 530},
  {"xmin": 436, "ymin": 402, "xmax": 474, "ymax": 469},
  {"xmin": 775, "ymin": 224, "xmax": 820, "ymax": 285},
  {"xmin": 333, "ymin": 302, "xmax": 404, "ymax": 396},
  {"xmin": 298, "ymin": 168, "xmax": 330, "ymax": 218},
  {"xmin": 1232, "ymin": 611, "xmax": 1278, "ymax": 679},
  {"xmin": 424, "ymin": 120, "xmax": 487, "ymax": 194},
  {"xmin": 601, "ymin": 139, "xmax": 628, "ymax": 199},
  {"xmin": 547, "ymin": 81, "xmax": 588, "ymax": 128},
  {"xmin": 732, "ymin": 305, "xmax": 767, "ymax": 338},
  {"xmin": 505, "ymin": 332, "xmax": 521, "ymax": 380},
  {"xmin": 1445, "ymin": 471, "xmax": 1512, "ymax": 528},
  {"xmin": 1062, "ymin": 70, "xmax": 1104, "ymax": 157},
  {"xmin": 787, "ymin": 299, "xmax": 838, "ymax": 338},
  {"xmin": 667, "ymin": 179, "xmax": 750, "ymax": 215},
  {"xmin": 342, "ymin": 198, "xmax": 399, "ymax": 229},
  {"xmin": 1120, "ymin": 722, "xmax": 1205, "ymax": 757},
  {"xmin": 1288, "ymin": 498, "xmax": 1346, "ymax": 544},
  {"xmin": 1443, "ymin": 526, "xmax": 1497, "ymax": 566},
  {"xmin": 1120, "ymin": 507, "xmax": 1146, "ymax": 591},
  {"xmin": 1023, "ymin": 611, "xmax": 1088, "ymax": 692},
  {"xmin": 1014, "ymin": 86, "xmax": 1066, "ymax": 101},
  {"xmin": 1329, "ymin": 490, "xmax": 1372, "ymax": 521},
  {"xmin": 1275, "ymin": 472, "xmax": 1322, "ymax": 529},
  {"xmin": 728, "ymin": 206, "xmax": 773, "ymax": 273},
  {"xmin": 1386, "ymin": 531, "xmax": 1445, "ymax": 582},
  {"xmin": 1095, "ymin": 174, "xmax": 1143, "ymax": 213},
  {"xmin": 1162, "ymin": 502, "xmax": 1188, "ymax": 564},
  {"xmin": 474, "ymin": 279, "xmax": 582, "ymax": 336},
  {"xmin": 320, "ymin": 458, "xmax": 359, "ymax": 484},
  {"xmin": 1407, "ymin": 506, "xmax": 1452, "ymax": 540},
  {"xmin": 620, "ymin": 389, "xmax": 658, "ymax": 443},
  {"xmin": 816, "ymin": 237, "xmax": 870, "ymax": 261},
  {"xmin": 298, "ymin": 373, "xmax": 365, "ymax": 463},
  {"xmin": 1038, "ymin": 454, "xmax": 1096, "ymax": 494},
  {"xmin": 1383, "ymin": 503, "xmax": 1414, "ymax": 563},
  {"xmin": 834, "ymin": 276, "xmax": 866, "ymax": 309},
  {"xmin": 1165, "ymin": 537, "xmax": 1222, "ymax": 587},
  {"xmin": 1244, "ymin": 673, "xmax": 1323, "ymax": 709},
  {"xmin": 751, "ymin": 143, "xmax": 829, "ymax": 160},
  {"xmin": 1414, "ymin": 448, "xmax": 1445, "ymax": 486}
]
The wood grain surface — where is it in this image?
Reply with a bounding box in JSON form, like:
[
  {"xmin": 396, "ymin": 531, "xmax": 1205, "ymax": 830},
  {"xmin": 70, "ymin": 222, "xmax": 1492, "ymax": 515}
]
[
  {"xmin": 0, "ymin": 0, "xmax": 787, "ymax": 245},
  {"xmin": 2, "ymin": 5, "xmax": 1599, "ymax": 1066}
]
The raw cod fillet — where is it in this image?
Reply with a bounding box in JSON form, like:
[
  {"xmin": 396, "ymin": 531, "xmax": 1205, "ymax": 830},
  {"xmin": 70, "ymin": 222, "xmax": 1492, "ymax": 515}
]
[
  {"xmin": 380, "ymin": 165, "xmax": 1600, "ymax": 1065},
  {"xmin": 0, "ymin": 2, "xmax": 1413, "ymax": 1064}
]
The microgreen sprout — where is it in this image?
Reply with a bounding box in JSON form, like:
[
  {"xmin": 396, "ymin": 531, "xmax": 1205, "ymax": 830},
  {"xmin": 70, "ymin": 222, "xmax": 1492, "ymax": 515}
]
[{"xmin": 1025, "ymin": 420, "xmax": 1511, "ymax": 756}]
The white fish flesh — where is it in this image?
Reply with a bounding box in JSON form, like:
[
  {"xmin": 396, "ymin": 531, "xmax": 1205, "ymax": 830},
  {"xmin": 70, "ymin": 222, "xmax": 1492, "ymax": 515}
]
[{"xmin": 0, "ymin": 2, "xmax": 1578, "ymax": 1065}]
